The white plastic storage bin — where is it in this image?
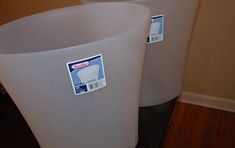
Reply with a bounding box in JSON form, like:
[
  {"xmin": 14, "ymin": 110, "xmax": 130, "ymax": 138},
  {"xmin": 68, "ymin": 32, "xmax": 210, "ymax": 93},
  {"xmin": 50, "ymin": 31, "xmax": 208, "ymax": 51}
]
[
  {"xmin": 0, "ymin": 3, "xmax": 150, "ymax": 148},
  {"xmin": 82, "ymin": 0, "xmax": 199, "ymax": 106}
]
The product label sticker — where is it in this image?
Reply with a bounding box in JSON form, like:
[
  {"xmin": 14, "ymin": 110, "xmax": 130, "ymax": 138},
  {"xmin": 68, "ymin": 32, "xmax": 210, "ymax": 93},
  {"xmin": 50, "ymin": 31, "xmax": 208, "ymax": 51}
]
[
  {"xmin": 67, "ymin": 54, "xmax": 106, "ymax": 95},
  {"xmin": 147, "ymin": 15, "xmax": 164, "ymax": 44}
]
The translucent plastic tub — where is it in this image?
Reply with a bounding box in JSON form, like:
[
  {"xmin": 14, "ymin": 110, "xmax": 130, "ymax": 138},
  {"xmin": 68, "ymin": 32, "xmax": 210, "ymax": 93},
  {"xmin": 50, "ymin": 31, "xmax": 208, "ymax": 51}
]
[
  {"xmin": 0, "ymin": 3, "xmax": 150, "ymax": 148},
  {"xmin": 82, "ymin": 0, "xmax": 199, "ymax": 106}
]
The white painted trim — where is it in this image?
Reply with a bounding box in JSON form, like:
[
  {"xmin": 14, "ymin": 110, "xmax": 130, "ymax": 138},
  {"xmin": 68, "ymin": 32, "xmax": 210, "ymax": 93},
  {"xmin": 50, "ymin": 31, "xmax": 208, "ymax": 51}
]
[{"xmin": 179, "ymin": 91, "xmax": 235, "ymax": 112}]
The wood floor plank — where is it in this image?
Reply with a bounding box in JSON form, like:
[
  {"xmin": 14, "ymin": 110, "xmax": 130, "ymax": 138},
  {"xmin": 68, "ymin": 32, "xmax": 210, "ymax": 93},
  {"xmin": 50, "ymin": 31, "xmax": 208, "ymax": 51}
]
[{"xmin": 160, "ymin": 102, "xmax": 235, "ymax": 148}]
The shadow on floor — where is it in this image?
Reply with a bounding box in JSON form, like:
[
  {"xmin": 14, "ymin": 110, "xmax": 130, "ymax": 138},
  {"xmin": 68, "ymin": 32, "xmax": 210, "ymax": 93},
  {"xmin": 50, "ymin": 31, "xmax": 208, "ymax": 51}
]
[
  {"xmin": 136, "ymin": 99, "xmax": 176, "ymax": 148},
  {"xmin": 0, "ymin": 87, "xmax": 40, "ymax": 148}
]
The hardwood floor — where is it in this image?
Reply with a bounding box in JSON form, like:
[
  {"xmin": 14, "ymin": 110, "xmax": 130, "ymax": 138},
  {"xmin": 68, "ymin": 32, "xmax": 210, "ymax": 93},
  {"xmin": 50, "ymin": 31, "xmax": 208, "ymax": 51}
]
[{"xmin": 160, "ymin": 102, "xmax": 235, "ymax": 148}]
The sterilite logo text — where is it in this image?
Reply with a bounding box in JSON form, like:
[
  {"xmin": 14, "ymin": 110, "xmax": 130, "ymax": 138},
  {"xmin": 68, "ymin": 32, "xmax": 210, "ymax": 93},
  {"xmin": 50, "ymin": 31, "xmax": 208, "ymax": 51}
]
[{"xmin": 71, "ymin": 61, "xmax": 89, "ymax": 69}]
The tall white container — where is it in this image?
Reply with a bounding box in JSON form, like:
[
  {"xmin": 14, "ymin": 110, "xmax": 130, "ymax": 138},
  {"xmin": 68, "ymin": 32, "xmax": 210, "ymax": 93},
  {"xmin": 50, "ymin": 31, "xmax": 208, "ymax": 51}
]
[
  {"xmin": 82, "ymin": 0, "xmax": 199, "ymax": 106},
  {"xmin": 0, "ymin": 3, "xmax": 150, "ymax": 148}
]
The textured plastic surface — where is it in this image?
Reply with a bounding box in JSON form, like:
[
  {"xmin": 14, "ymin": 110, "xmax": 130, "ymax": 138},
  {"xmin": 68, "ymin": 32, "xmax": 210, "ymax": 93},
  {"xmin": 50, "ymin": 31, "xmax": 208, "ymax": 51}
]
[
  {"xmin": 82, "ymin": 0, "xmax": 199, "ymax": 106},
  {"xmin": 0, "ymin": 3, "xmax": 150, "ymax": 148}
]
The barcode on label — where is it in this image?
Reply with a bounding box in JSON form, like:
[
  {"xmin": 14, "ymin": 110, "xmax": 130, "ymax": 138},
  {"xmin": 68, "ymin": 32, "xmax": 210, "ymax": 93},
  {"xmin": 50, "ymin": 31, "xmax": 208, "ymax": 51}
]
[
  {"xmin": 89, "ymin": 82, "xmax": 99, "ymax": 90},
  {"xmin": 152, "ymin": 36, "xmax": 158, "ymax": 42}
]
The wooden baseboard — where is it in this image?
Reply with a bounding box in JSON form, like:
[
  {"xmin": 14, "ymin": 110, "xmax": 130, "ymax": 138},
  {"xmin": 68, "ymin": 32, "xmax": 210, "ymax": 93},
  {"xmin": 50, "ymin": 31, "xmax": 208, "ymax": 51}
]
[{"xmin": 179, "ymin": 91, "xmax": 235, "ymax": 112}]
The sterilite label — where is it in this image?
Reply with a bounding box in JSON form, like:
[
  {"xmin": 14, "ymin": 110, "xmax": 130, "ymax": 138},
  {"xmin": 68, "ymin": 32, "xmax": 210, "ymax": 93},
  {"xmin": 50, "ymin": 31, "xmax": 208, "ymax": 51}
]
[
  {"xmin": 147, "ymin": 15, "xmax": 164, "ymax": 44},
  {"xmin": 67, "ymin": 54, "xmax": 106, "ymax": 95}
]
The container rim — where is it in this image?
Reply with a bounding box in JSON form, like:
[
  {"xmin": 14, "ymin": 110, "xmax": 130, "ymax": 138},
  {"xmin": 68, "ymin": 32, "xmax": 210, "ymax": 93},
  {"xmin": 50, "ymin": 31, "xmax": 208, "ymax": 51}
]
[{"xmin": 0, "ymin": 2, "xmax": 150, "ymax": 55}]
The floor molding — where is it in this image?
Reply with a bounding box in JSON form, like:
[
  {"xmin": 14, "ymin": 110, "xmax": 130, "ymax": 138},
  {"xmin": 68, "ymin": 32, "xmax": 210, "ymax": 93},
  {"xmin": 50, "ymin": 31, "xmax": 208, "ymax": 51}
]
[{"xmin": 179, "ymin": 91, "xmax": 235, "ymax": 112}]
